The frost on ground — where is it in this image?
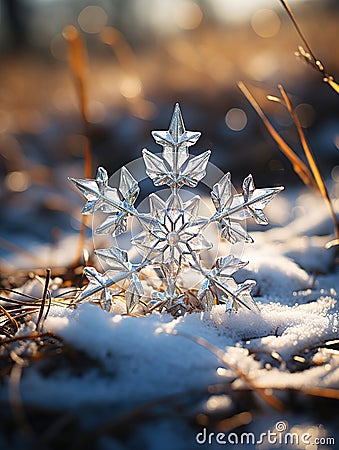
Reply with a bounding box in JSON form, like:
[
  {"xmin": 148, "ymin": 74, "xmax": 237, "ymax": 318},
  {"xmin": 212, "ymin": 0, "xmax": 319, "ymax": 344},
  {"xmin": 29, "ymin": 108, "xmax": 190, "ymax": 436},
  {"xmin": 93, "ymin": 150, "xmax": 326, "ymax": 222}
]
[{"xmin": 0, "ymin": 187, "xmax": 338, "ymax": 450}]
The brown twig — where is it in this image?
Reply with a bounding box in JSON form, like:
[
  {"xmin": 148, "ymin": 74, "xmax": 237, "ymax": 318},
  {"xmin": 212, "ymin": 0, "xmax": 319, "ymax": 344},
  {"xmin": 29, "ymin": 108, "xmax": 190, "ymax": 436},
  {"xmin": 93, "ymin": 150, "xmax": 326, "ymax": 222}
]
[
  {"xmin": 36, "ymin": 268, "xmax": 51, "ymax": 331},
  {"xmin": 239, "ymin": 81, "xmax": 339, "ymax": 250},
  {"xmin": 63, "ymin": 25, "xmax": 92, "ymax": 178},
  {"xmin": 277, "ymin": 85, "xmax": 339, "ymax": 245},
  {"xmin": 254, "ymin": 385, "xmax": 339, "ymax": 401},
  {"xmin": 0, "ymin": 304, "xmax": 19, "ymax": 334},
  {"xmin": 279, "ymin": 0, "xmax": 314, "ymax": 60},
  {"xmin": 0, "ymin": 331, "xmax": 58, "ymax": 346},
  {"xmin": 239, "ymin": 81, "xmax": 339, "ymax": 249},
  {"xmin": 278, "ymin": 0, "xmax": 339, "ymax": 94},
  {"xmin": 237, "ymin": 82, "xmax": 317, "ymax": 190},
  {"xmin": 295, "ymin": 386, "xmax": 339, "ymax": 400}
]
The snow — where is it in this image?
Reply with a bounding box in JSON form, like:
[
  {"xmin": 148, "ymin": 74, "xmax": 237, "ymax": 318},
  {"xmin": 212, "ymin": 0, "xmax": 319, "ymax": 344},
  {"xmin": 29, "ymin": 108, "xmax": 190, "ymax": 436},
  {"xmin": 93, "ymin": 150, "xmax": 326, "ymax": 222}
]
[
  {"xmin": 1, "ymin": 185, "xmax": 339, "ymax": 449},
  {"xmin": 29, "ymin": 293, "xmax": 336, "ymax": 410}
]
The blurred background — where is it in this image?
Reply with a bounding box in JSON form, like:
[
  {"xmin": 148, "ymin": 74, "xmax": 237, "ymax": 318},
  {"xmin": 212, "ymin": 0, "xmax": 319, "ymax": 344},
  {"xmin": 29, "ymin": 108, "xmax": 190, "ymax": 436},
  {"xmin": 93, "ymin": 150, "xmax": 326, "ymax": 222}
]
[{"xmin": 0, "ymin": 0, "xmax": 338, "ymax": 268}]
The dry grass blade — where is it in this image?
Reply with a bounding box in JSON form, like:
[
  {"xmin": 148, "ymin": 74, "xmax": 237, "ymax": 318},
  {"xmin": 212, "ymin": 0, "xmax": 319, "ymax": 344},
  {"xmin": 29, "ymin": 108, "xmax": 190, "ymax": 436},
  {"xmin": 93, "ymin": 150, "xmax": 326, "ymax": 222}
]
[
  {"xmin": 63, "ymin": 25, "xmax": 92, "ymax": 178},
  {"xmin": 0, "ymin": 303, "xmax": 19, "ymax": 334},
  {"xmin": 36, "ymin": 268, "xmax": 51, "ymax": 331},
  {"xmin": 1, "ymin": 331, "xmax": 58, "ymax": 346},
  {"xmin": 63, "ymin": 25, "xmax": 93, "ymax": 267},
  {"xmin": 279, "ymin": 86, "xmax": 326, "ymax": 198},
  {"xmin": 325, "ymin": 238, "xmax": 339, "ymax": 250},
  {"xmin": 1, "ymin": 285, "xmax": 57, "ymax": 305},
  {"xmin": 296, "ymin": 386, "xmax": 339, "ymax": 400},
  {"xmin": 267, "ymin": 385, "xmax": 339, "ymax": 401},
  {"xmin": 278, "ymin": 85, "xmax": 339, "ymax": 244},
  {"xmin": 237, "ymin": 82, "xmax": 317, "ymax": 190},
  {"xmin": 211, "ymin": 412, "xmax": 253, "ymax": 432},
  {"xmin": 171, "ymin": 330, "xmax": 284, "ymax": 411},
  {"xmin": 327, "ymin": 79, "xmax": 339, "ymax": 94},
  {"xmin": 279, "ymin": 0, "xmax": 339, "ymax": 94},
  {"xmin": 279, "ymin": 0, "xmax": 314, "ymax": 59},
  {"xmin": 240, "ymin": 81, "xmax": 339, "ymax": 249}
]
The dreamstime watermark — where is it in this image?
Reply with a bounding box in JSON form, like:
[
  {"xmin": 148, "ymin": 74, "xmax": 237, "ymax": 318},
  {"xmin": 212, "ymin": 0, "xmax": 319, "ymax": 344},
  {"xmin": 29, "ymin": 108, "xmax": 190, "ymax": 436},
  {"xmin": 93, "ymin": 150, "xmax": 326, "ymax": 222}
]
[{"xmin": 195, "ymin": 421, "xmax": 336, "ymax": 446}]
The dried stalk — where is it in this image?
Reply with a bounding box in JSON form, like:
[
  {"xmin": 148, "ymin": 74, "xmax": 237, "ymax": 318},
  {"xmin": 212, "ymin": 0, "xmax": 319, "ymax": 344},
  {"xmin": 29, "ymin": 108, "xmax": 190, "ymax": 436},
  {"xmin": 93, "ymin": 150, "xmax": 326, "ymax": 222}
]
[
  {"xmin": 0, "ymin": 303, "xmax": 18, "ymax": 334},
  {"xmin": 237, "ymin": 82, "xmax": 317, "ymax": 190},
  {"xmin": 36, "ymin": 268, "xmax": 51, "ymax": 331},
  {"xmin": 279, "ymin": 0, "xmax": 339, "ymax": 94},
  {"xmin": 239, "ymin": 82, "xmax": 339, "ymax": 249},
  {"xmin": 277, "ymin": 85, "xmax": 339, "ymax": 245}
]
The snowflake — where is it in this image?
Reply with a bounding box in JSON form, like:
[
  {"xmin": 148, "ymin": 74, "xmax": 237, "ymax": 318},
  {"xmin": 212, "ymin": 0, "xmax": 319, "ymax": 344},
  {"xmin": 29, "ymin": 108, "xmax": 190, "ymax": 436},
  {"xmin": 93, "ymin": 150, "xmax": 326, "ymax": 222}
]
[{"xmin": 70, "ymin": 104, "xmax": 283, "ymax": 316}]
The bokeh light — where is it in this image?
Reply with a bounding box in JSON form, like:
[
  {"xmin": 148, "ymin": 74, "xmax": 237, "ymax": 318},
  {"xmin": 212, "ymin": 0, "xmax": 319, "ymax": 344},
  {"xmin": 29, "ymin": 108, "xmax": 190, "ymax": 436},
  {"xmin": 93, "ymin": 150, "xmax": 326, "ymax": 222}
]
[
  {"xmin": 5, "ymin": 171, "xmax": 30, "ymax": 192},
  {"xmin": 119, "ymin": 76, "xmax": 143, "ymax": 99},
  {"xmin": 78, "ymin": 6, "xmax": 108, "ymax": 34},
  {"xmin": 174, "ymin": 1, "xmax": 203, "ymax": 30},
  {"xmin": 251, "ymin": 9, "xmax": 281, "ymax": 38},
  {"xmin": 225, "ymin": 108, "xmax": 247, "ymax": 131},
  {"xmin": 205, "ymin": 395, "xmax": 232, "ymax": 412}
]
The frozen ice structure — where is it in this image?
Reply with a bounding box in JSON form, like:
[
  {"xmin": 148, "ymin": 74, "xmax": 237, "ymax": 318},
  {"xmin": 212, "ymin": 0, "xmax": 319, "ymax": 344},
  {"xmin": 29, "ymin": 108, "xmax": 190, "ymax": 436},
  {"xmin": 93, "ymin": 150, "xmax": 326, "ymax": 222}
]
[{"xmin": 70, "ymin": 104, "xmax": 283, "ymax": 315}]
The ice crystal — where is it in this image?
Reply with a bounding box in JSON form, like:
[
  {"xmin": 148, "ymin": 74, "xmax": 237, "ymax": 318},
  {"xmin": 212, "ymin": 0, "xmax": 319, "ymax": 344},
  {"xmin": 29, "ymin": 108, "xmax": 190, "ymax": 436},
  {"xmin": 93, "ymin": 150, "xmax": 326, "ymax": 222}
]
[{"xmin": 70, "ymin": 104, "xmax": 283, "ymax": 316}]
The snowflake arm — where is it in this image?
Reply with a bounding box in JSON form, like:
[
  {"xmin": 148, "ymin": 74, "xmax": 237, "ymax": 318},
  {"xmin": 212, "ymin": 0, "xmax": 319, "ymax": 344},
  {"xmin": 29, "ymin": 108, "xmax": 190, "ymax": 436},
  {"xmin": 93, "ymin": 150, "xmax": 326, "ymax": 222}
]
[
  {"xmin": 94, "ymin": 247, "xmax": 132, "ymax": 271},
  {"xmin": 70, "ymin": 166, "xmax": 140, "ymax": 237},
  {"xmin": 210, "ymin": 172, "xmax": 283, "ymax": 243},
  {"xmin": 142, "ymin": 103, "xmax": 211, "ymax": 189},
  {"xmin": 195, "ymin": 255, "xmax": 259, "ymax": 313},
  {"xmin": 77, "ymin": 262, "xmax": 142, "ymax": 306},
  {"xmin": 75, "ymin": 266, "xmax": 122, "ymax": 306},
  {"xmin": 125, "ymin": 273, "xmax": 144, "ymax": 314},
  {"xmin": 152, "ymin": 103, "xmax": 201, "ymax": 150}
]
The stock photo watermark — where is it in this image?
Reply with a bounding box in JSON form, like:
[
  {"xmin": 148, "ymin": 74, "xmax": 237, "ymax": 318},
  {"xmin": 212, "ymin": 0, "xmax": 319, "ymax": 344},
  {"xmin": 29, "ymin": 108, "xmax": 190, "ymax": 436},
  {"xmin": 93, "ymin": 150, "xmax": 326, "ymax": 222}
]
[{"xmin": 196, "ymin": 421, "xmax": 336, "ymax": 446}]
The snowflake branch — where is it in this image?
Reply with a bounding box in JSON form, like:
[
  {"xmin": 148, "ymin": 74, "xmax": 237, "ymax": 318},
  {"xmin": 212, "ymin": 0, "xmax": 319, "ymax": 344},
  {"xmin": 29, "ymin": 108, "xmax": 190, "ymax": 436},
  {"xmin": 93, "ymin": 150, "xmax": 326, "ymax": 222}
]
[
  {"xmin": 209, "ymin": 187, "xmax": 283, "ymax": 224},
  {"xmin": 76, "ymin": 265, "xmax": 144, "ymax": 302}
]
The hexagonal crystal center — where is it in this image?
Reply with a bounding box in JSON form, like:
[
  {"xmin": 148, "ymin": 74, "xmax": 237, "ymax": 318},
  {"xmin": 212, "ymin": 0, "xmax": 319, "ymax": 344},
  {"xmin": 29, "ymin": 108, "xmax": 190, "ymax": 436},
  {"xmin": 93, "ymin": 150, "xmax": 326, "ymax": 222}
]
[{"xmin": 167, "ymin": 231, "xmax": 180, "ymax": 245}]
